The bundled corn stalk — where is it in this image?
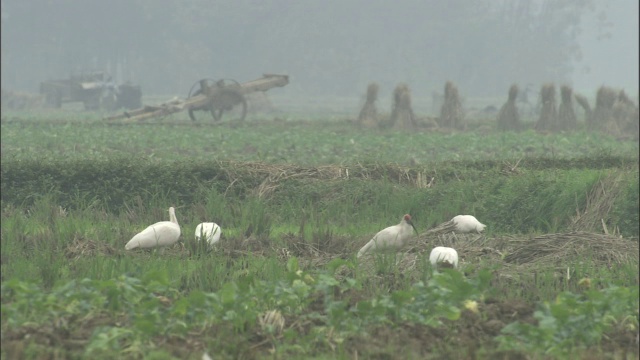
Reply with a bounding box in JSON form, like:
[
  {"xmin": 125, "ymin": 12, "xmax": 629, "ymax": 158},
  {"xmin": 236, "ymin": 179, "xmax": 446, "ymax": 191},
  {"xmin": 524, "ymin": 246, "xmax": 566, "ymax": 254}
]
[
  {"xmin": 612, "ymin": 90, "xmax": 639, "ymax": 139},
  {"xmin": 497, "ymin": 84, "xmax": 521, "ymax": 131},
  {"xmin": 592, "ymin": 86, "xmax": 617, "ymax": 132},
  {"xmin": 574, "ymin": 93, "xmax": 593, "ymax": 125},
  {"xmin": 357, "ymin": 82, "xmax": 380, "ymax": 128},
  {"xmin": 438, "ymin": 81, "xmax": 465, "ymax": 130},
  {"xmin": 535, "ymin": 83, "xmax": 557, "ymax": 131},
  {"xmin": 557, "ymin": 85, "xmax": 577, "ymax": 131},
  {"xmin": 390, "ymin": 83, "xmax": 417, "ymax": 130}
]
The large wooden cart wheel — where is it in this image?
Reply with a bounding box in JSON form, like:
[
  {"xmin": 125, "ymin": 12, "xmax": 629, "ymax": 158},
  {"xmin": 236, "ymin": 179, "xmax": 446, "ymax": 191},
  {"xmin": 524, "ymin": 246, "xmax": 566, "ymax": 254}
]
[{"xmin": 187, "ymin": 78, "xmax": 247, "ymax": 122}]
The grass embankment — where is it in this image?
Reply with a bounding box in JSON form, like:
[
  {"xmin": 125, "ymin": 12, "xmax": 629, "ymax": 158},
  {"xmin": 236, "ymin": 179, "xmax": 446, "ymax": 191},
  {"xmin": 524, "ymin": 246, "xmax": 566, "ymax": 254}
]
[{"xmin": 1, "ymin": 115, "xmax": 638, "ymax": 358}]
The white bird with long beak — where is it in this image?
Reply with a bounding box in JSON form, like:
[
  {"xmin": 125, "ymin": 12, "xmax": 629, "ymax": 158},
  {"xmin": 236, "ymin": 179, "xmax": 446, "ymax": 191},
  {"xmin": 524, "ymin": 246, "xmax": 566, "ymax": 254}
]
[
  {"xmin": 125, "ymin": 207, "xmax": 181, "ymax": 250},
  {"xmin": 195, "ymin": 222, "xmax": 221, "ymax": 247},
  {"xmin": 429, "ymin": 246, "xmax": 459, "ymax": 269},
  {"xmin": 452, "ymin": 215, "xmax": 486, "ymax": 233},
  {"xmin": 357, "ymin": 214, "xmax": 418, "ymax": 258}
]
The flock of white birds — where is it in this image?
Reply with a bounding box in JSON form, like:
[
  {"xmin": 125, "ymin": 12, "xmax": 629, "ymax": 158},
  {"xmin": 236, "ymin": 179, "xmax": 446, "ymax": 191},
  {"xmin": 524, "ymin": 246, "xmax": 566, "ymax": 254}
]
[{"xmin": 124, "ymin": 207, "xmax": 485, "ymax": 270}]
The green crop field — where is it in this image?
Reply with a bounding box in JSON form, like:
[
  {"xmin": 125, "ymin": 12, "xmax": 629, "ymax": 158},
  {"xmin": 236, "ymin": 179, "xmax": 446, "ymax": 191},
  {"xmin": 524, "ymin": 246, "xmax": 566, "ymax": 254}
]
[{"xmin": 1, "ymin": 109, "xmax": 639, "ymax": 359}]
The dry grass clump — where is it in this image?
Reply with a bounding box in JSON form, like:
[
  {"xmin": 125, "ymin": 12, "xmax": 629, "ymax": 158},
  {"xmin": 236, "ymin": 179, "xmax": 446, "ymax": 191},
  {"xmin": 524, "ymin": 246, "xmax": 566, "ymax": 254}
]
[
  {"xmin": 438, "ymin": 81, "xmax": 465, "ymax": 130},
  {"xmin": 557, "ymin": 85, "xmax": 577, "ymax": 131},
  {"xmin": 535, "ymin": 83, "xmax": 557, "ymax": 131},
  {"xmin": 213, "ymin": 160, "xmax": 436, "ymax": 199},
  {"xmin": 503, "ymin": 232, "xmax": 638, "ymax": 267},
  {"xmin": 390, "ymin": 83, "xmax": 417, "ymax": 130},
  {"xmin": 357, "ymin": 83, "xmax": 380, "ymax": 128},
  {"xmin": 64, "ymin": 234, "xmax": 117, "ymax": 260},
  {"xmin": 497, "ymin": 84, "xmax": 521, "ymax": 131}
]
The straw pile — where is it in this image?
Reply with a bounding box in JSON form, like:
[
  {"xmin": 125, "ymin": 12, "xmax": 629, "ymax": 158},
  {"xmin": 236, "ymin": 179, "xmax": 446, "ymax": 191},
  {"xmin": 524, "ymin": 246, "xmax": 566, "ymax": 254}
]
[
  {"xmin": 535, "ymin": 84, "xmax": 557, "ymax": 131},
  {"xmin": 438, "ymin": 81, "xmax": 465, "ymax": 130},
  {"xmin": 557, "ymin": 85, "xmax": 577, "ymax": 131},
  {"xmin": 390, "ymin": 83, "xmax": 417, "ymax": 130},
  {"xmin": 357, "ymin": 83, "xmax": 380, "ymax": 128},
  {"xmin": 570, "ymin": 172, "xmax": 625, "ymax": 234},
  {"xmin": 503, "ymin": 232, "xmax": 638, "ymax": 267},
  {"xmin": 497, "ymin": 84, "xmax": 521, "ymax": 131}
]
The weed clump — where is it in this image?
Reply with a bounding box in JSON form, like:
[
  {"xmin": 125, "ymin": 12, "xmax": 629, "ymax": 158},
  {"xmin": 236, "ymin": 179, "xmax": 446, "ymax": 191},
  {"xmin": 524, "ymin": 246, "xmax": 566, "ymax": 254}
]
[{"xmin": 497, "ymin": 84, "xmax": 521, "ymax": 131}]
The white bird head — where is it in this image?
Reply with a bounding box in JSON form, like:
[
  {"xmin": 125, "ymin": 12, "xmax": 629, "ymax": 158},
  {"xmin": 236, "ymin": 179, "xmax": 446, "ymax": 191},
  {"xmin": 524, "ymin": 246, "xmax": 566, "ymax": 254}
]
[{"xmin": 403, "ymin": 214, "xmax": 418, "ymax": 234}]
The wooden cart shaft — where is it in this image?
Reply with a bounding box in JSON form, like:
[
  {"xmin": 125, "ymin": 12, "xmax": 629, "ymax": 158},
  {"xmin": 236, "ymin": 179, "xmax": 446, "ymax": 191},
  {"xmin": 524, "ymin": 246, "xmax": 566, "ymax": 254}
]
[{"xmin": 104, "ymin": 74, "xmax": 289, "ymax": 122}]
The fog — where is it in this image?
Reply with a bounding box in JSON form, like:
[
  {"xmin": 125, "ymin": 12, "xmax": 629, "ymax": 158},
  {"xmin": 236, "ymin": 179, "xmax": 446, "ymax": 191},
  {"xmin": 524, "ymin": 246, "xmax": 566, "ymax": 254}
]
[{"xmin": 1, "ymin": 0, "xmax": 637, "ymax": 102}]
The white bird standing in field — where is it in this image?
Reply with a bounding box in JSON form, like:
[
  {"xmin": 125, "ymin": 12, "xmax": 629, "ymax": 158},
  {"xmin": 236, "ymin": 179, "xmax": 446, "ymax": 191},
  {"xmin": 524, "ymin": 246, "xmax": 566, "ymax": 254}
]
[
  {"xmin": 451, "ymin": 215, "xmax": 486, "ymax": 234},
  {"xmin": 195, "ymin": 222, "xmax": 222, "ymax": 247},
  {"xmin": 429, "ymin": 246, "xmax": 459, "ymax": 269},
  {"xmin": 125, "ymin": 207, "xmax": 181, "ymax": 251},
  {"xmin": 357, "ymin": 214, "xmax": 418, "ymax": 258}
]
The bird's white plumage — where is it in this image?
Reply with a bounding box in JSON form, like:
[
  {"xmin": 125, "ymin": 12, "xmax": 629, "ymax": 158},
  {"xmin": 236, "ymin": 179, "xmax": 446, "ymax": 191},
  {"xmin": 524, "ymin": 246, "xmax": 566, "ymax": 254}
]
[
  {"xmin": 429, "ymin": 246, "xmax": 459, "ymax": 268},
  {"xmin": 357, "ymin": 214, "xmax": 417, "ymax": 258},
  {"xmin": 452, "ymin": 215, "xmax": 486, "ymax": 233},
  {"xmin": 195, "ymin": 222, "xmax": 221, "ymax": 247},
  {"xmin": 125, "ymin": 207, "xmax": 181, "ymax": 250}
]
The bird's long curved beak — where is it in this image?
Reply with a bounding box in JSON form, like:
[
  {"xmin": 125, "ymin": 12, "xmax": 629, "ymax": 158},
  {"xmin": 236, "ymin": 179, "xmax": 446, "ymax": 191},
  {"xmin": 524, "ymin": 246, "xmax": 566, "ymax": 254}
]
[{"xmin": 409, "ymin": 221, "xmax": 418, "ymax": 234}]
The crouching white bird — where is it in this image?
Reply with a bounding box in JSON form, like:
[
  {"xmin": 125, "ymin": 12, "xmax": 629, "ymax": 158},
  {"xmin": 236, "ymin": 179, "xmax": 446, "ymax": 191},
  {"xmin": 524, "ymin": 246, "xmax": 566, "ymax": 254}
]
[
  {"xmin": 452, "ymin": 215, "xmax": 486, "ymax": 233},
  {"xmin": 195, "ymin": 222, "xmax": 222, "ymax": 247},
  {"xmin": 357, "ymin": 214, "xmax": 418, "ymax": 258},
  {"xmin": 429, "ymin": 246, "xmax": 459, "ymax": 269},
  {"xmin": 125, "ymin": 207, "xmax": 181, "ymax": 250}
]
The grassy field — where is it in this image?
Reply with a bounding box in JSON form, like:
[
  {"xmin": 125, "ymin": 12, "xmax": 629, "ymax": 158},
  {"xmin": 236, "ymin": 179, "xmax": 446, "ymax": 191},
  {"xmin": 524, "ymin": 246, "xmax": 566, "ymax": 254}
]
[{"xmin": 1, "ymin": 109, "xmax": 639, "ymax": 359}]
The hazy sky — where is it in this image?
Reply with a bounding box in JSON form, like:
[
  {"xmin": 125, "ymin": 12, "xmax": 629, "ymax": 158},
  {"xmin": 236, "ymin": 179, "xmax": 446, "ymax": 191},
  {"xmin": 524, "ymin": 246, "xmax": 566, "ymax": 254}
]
[
  {"xmin": 573, "ymin": 0, "xmax": 638, "ymax": 95},
  {"xmin": 1, "ymin": 1, "xmax": 638, "ymax": 99}
]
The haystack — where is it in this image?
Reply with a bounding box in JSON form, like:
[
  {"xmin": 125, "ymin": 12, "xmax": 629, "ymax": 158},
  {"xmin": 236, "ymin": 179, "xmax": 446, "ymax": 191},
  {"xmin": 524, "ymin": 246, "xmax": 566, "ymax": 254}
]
[
  {"xmin": 535, "ymin": 83, "xmax": 557, "ymax": 131},
  {"xmin": 390, "ymin": 83, "xmax": 417, "ymax": 130},
  {"xmin": 357, "ymin": 83, "xmax": 380, "ymax": 128},
  {"xmin": 497, "ymin": 84, "xmax": 521, "ymax": 131},
  {"xmin": 557, "ymin": 85, "xmax": 577, "ymax": 131},
  {"xmin": 438, "ymin": 81, "xmax": 465, "ymax": 130}
]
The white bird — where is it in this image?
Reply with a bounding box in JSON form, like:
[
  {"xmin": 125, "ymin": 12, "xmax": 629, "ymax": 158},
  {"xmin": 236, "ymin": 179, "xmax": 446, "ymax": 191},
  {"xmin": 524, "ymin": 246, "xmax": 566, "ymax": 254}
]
[
  {"xmin": 357, "ymin": 214, "xmax": 418, "ymax": 258},
  {"xmin": 195, "ymin": 222, "xmax": 222, "ymax": 247},
  {"xmin": 429, "ymin": 246, "xmax": 459, "ymax": 269},
  {"xmin": 125, "ymin": 207, "xmax": 181, "ymax": 250},
  {"xmin": 451, "ymin": 215, "xmax": 486, "ymax": 233}
]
